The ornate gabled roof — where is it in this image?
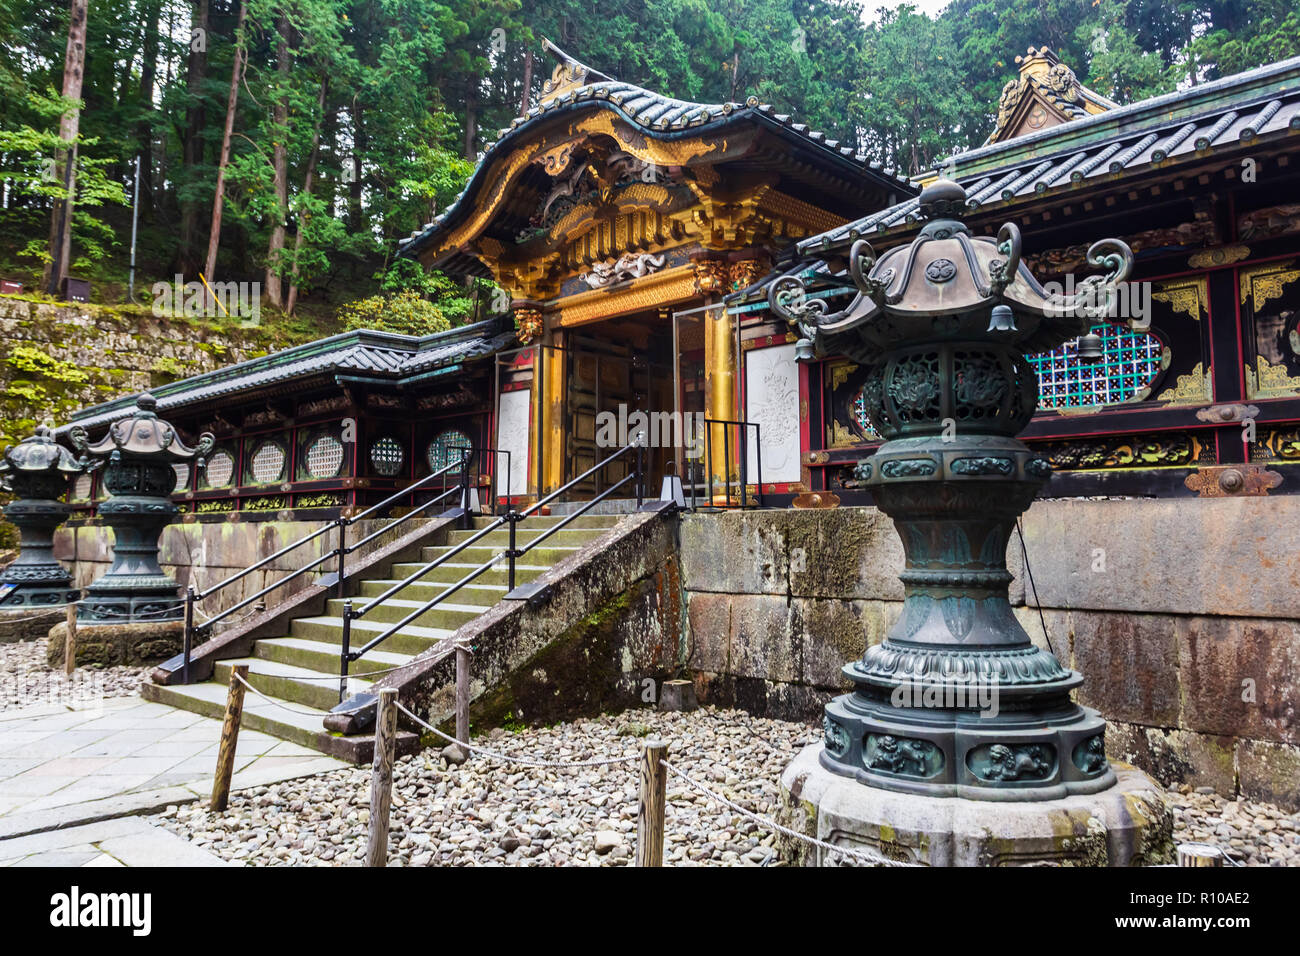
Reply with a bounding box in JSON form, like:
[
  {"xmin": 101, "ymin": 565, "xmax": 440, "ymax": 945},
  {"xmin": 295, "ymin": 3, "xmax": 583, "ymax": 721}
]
[
  {"xmin": 786, "ymin": 54, "xmax": 1300, "ymax": 260},
  {"xmin": 57, "ymin": 318, "xmax": 514, "ymax": 437},
  {"xmin": 987, "ymin": 47, "xmax": 1116, "ymax": 145},
  {"xmin": 396, "ymin": 42, "xmax": 914, "ymax": 265}
]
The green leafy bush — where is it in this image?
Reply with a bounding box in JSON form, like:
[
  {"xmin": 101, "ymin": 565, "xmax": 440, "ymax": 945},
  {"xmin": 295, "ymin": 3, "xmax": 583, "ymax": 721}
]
[{"xmin": 339, "ymin": 290, "xmax": 453, "ymax": 336}]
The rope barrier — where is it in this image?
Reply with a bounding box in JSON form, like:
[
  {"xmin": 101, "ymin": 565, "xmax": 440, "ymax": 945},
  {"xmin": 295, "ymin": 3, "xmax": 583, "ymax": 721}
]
[
  {"xmin": 661, "ymin": 761, "xmax": 922, "ymax": 867},
  {"xmin": 395, "ymin": 700, "xmax": 638, "ymax": 769},
  {"xmin": 0, "ymin": 607, "xmax": 71, "ymax": 624},
  {"xmin": 232, "ymin": 672, "xmax": 339, "ymax": 718}
]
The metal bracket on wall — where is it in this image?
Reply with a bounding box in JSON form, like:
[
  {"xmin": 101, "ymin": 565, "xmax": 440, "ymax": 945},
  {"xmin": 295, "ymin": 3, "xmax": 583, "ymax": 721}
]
[
  {"xmin": 1195, "ymin": 403, "xmax": 1259, "ymax": 423},
  {"xmin": 1183, "ymin": 464, "xmax": 1282, "ymax": 497}
]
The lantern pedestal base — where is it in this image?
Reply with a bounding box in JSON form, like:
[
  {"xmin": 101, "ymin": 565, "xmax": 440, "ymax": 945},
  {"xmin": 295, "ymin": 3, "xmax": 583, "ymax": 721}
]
[
  {"xmin": 45, "ymin": 619, "xmax": 186, "ymax": 669},
  {"xmin": 777, "ymin": 743, "xmax": 1174, "ymax": 867}
]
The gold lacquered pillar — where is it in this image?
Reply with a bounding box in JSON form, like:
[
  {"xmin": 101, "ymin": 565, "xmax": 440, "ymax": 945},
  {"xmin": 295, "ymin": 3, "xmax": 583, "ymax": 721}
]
[
  {"xmin": 529, "ymin": 325, "xmax": 567, "ymax": 498},
  {"xmin": 704, "ymin": 302, "xmax": 736, "ymax": 488}
]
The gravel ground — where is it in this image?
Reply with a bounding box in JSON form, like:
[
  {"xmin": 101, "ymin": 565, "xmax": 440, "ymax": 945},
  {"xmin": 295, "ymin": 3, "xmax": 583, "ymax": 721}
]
[
  {"xmin": 157, "ymin": 708, "xmax": 819, "ymax": 867},
  {"xmin": 153, "ymin": 706, "xmax": 1300, "ymax": 867},
  {"xmin": 1168, "ymin": 786, "xmax": 1300, "ymax": 866},
  {"xmin": 0, "ymin": 637, "xmax": 148, "ymax": 712}
]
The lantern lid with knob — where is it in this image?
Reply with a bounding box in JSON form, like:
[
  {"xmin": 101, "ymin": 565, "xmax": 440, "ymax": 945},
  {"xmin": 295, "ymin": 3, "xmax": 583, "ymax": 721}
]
[{"xmin": 770, "ymin": 178, "xmax": 1133, "ymax": 364}]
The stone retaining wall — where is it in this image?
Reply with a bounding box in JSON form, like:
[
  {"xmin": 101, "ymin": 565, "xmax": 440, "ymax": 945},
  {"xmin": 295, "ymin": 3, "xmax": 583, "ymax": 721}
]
[
  {"xmin": 54, "ymin": 516, "xmax": 433, "ymax": 627},
  {"xmin": 679, "ymin": 499, "xmax": 1300, "ymax": 809}
]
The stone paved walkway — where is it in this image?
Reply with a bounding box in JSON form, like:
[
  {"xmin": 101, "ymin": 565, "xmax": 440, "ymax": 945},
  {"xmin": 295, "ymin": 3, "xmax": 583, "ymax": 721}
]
[
  {"xmin": 0, "ymin": 815, "xmax": 229, "ymax": 866},
  {"xmin": 0, "ymin": 695, "xmax": 344, "ymax": 859}
]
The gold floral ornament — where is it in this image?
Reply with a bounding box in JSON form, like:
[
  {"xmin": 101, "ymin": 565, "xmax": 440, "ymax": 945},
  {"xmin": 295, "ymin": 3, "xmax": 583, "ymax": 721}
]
[
  {"xmin": 513, "ymin": 308, "xmax": 543, "ymax": 345},
  {"xmin": 692, "ymin": 259, "xmax": 729, "ymax": 295},
  {"xmin": 1245, "ymin": 355, "xmax": 1300, "ymax": 398}
]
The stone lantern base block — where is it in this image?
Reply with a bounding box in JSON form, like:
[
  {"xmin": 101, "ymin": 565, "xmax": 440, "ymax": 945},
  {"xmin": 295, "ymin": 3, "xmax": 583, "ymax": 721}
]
[
  {"xmin": 0, "ymin": 605, "xmax": 70, "ymax": 644},
  {"xmin": 46, "ymin": 620, "xmax": 186, "ymax": 668},
  {"xmin": 777, "ymin": 743, "xmax": 1175, "ymax": 867}
]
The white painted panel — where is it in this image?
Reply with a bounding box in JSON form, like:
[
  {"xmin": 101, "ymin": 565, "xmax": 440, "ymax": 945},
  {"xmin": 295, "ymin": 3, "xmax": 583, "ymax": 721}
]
[
  {"xmin": 744, "ymin": 343, "xmax": 801, "ymax": 484},
  {"xmin": 497, "ymin": 388, "xmax": 531, "ymax": 499}
]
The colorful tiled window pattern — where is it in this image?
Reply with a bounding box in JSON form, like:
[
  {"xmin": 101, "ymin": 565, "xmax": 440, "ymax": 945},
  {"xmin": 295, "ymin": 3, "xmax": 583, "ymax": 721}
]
[
  {"xmin": 1027, "ymin": 324, "xmax": 1163, "ymax": 409},
  {"xmin": 852, "ymin": 391, "xmax": 881, "ymax": 441}
]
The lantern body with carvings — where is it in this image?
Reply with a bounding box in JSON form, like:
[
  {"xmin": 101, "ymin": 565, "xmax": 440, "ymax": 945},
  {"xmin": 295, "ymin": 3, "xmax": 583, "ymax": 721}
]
[
  {"xmin": 771, "ymin": 179, "xmax": 1132, "ymax": 799},
  {"xmin": 0, "ymin": 427, "xmax": 88, "ymax": 610},
  {"xmin": 70, "ymin": 394, "xmax": 214, "ymax": 624}
]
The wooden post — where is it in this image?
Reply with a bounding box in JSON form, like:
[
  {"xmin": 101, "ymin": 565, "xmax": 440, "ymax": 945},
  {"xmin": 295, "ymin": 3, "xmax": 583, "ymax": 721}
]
[
  {"xmin": 455, "ymin": 645, "xmax": 470, "ymax": 745},
  {"xmin": 365, "ymin": 687, "xmax": 398, "ymax": 867},
  {"xmin": 210, "ymin": 664, "xmax": 249, "ymax": 811},
  {"xmin": 1178, "ymin": 844, "xmax": 1224, "ymax": 867},
  {"xmin": 63, "ymin": 605, "xmax": 77, "ymax": 677},
  {"xmin": 636, "ymin": 739, "xmax": 669, "ymax": 867}
]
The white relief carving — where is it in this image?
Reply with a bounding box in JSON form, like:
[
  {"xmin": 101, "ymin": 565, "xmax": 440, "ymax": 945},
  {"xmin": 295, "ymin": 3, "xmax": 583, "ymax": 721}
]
[
  {"xmin": 579, "ymin": 252, "xmax": 667, "ymax": 289},
  {"xmin": 745, "ymin": 343, "xmax": 801, "ymax": 484},
  {"xmin": 497, "ymin": 389, "xmax": 532, "ymax": 499}
]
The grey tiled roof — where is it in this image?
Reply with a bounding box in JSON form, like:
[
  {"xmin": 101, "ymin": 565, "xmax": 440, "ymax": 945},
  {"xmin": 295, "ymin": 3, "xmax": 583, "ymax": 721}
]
[
  {"xmin": 798, "ymin": 56, "xmax": 1300, "ymax": 256},
  {"xmin": 57, "ymin": 319, "xmax": 513, "ymax": 436}
]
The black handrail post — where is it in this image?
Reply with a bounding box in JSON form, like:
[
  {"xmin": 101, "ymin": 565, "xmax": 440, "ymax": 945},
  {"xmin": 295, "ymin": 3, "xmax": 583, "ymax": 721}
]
[
  {"xmin": 705, "ymin": 425, "xmax": 714, "ymax": 509},
  {"xmin": 182, "ymin": 585, "xmax": 195, "ymax": 684},
  {"xmin": 635, "ymin": 432, "xmax": 645, "ymax": 508},
  {"xmin": 739, "ymin": 425, "xmax": 749, "ymax": 511},
  {"xmin": 335, "ymin": 516, "xmax": 347, "ymax": 600},
  {"xmin": 723, "ymin": 426, "xmax": 731, "ymax": 508},
  {"xmin": 755, "ymin": 423, "xmax": 765, "ymax": 508},
  {"xmin": 339, "ymin": 600, "xmax": 352, "ymax": 704},
  {"xmin": 506, "ymin": 509, "xmax": 519, "ymax": 591}
]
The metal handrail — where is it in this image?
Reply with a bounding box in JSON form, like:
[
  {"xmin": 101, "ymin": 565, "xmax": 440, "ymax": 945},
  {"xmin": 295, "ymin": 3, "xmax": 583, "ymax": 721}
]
[
  {"xmin": 334, "ymin": 440, "xmax": 646, "ymax": 702},
  {"xmin": 698, "ymin": 418, "xmax": 764, "ymax": 510},
  {"xmin": 446, "ymin": 445, "xmax": 513, "ymax": 515},
  {"xmin": 177, "ymin": 451, "xmax": 471, "ymax": 683}
]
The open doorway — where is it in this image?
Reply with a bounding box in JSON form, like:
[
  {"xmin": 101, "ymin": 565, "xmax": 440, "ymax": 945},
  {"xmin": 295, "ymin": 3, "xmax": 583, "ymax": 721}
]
[{"xmin": 564, "ymin": 312, "xmax": 676, "ymax": 497}]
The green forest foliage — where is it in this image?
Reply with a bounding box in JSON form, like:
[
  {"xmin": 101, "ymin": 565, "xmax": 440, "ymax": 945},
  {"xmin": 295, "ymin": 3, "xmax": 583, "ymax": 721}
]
[{"xmin": 1, "ymin": 0, "xmax": 1298, "ymax": 330}]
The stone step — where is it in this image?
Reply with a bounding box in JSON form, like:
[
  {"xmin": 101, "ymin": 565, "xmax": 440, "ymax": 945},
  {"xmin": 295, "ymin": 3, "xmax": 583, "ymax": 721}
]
[
  {"xmin": 355, "ymin": 579, "xmax": 508, "ymax": 606},
  {"xmin": 289, "ymin": 614, "xmax": 454, "ymax": 654},
  {"xmin": 213, "ymin": 655, "xmax": 376, "ymax": 712},
  {"xmin": 252, "ymin": 636, "xmax": 416, "ymax": 680},
  {"xmin": 325, "ymin": 596, "xmax": 482, "ymax": 631},
  {"xmin": 469, "ymin": 513, "xmax": 620, "ymax": 531},
  {"xmin": 417, "ymin": 543, "xmax": 584, "ymax": 566},
  {"xmin": 144, "ymin": 679, "xmax": 335, "ymax": 753},
  {"xmin": 386, "ymin": 562, "xmax": 549, "ymax": 588},
  {"xmin": 444, "ymin": 526, "xmax": 611, "ymax": 548}
]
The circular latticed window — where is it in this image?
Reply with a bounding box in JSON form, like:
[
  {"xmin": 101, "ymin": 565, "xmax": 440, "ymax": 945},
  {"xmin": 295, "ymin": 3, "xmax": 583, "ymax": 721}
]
[
  {"xmin": 370, "ymin": 436, "xmax": 405, "ymax": 477},
  {"xmin": 172, "ymin": 463, "xmax": 190, "ymax": 492},
  {"xmin": 427, "ymin": 428, "xmax": 471, "ymax": 474},
  {"xmin": 205, "ymin": 449, "xmax": 235, "ymax": 487},
  {"xmin": 304, "ymin": 434, "xmax": 345, "ymax": 479},
  {"xmin": 249, "ymin": 441, "xmax": 287, "ymax": 484},
  {"xmin": 73, "ymin": 474, "xmax": 92, "ymax": 500}
]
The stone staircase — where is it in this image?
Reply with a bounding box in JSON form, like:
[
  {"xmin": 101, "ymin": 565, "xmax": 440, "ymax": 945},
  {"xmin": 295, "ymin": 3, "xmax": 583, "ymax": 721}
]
[{"xmin": 145, "ymin": 513, "xmax": 624, "ymax": 753}]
